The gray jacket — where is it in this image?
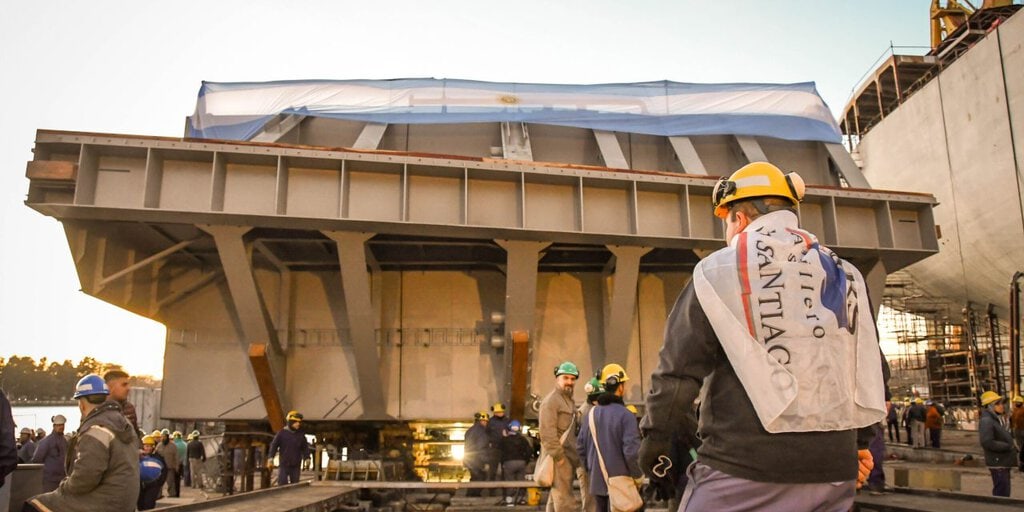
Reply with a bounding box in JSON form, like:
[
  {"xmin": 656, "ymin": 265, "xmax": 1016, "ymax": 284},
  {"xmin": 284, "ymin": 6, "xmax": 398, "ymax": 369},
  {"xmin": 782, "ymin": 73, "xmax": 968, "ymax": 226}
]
[
  {"xmin": 979, "ymin": 408, "xmax": 1017, "ymax": 468},
  {"xmin": 29, "ymin": 401, "xmax": 140, "ymax": 512}
]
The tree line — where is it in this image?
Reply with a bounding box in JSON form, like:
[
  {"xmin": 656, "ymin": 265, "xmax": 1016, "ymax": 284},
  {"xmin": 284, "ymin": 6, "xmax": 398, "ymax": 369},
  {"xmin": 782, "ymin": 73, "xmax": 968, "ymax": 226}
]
[{"xmin": 0, "ymin": 355, "xmax": 160, "ymax": 402}]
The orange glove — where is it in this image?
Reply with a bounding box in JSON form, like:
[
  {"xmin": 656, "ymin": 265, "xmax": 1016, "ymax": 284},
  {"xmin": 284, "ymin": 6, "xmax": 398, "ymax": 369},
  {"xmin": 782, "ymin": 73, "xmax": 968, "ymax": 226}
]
[{"xmin": 856, "ymin": 449, "xmax": 873, "ymax": 489}]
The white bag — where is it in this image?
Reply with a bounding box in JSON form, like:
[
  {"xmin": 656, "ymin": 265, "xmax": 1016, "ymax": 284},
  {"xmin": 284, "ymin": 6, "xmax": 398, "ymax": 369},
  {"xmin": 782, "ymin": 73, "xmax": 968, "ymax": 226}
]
[{"xmin": 533, "ymin": 421, "xmax": 572, "ymax": 487}]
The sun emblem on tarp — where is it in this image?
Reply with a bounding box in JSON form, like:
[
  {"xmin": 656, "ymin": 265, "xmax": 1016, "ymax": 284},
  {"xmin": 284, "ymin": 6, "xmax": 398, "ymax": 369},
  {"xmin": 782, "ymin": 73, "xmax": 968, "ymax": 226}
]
[{"xmin": 498, "ymin": 95, "xmax": 520, "ymax": 105}]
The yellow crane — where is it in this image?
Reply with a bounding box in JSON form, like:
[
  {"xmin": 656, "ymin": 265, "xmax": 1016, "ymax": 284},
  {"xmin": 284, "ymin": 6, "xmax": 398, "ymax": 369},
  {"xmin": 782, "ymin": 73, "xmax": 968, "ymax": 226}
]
[{"xmin": 930, "ymin": 0, "xmax": 1013, "ymax": 49}]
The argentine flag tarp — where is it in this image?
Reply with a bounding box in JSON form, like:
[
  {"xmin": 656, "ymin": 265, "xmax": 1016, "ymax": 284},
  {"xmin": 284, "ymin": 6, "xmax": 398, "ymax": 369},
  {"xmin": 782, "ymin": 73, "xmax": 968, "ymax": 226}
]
[{"xmin": 188, "ymin": 78, "xmax": 842, "ymax": 144}]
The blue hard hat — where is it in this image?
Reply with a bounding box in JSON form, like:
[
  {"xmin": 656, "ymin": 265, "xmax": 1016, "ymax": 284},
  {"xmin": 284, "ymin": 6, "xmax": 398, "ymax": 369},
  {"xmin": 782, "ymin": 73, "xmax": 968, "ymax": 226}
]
[
  {"xmin": 509, "ymin": 420, "xmax": 521, "ymax": 431},
  {"xmin": 73, "ymin": 374, "xmax": 109, "ymax": 399}
]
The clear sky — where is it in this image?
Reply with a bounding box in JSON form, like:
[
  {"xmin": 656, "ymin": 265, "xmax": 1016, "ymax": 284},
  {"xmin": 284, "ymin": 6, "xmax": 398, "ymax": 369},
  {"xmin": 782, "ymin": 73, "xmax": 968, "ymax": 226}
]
[{"xmin": 0, "ymin": 1, "xmax": 936, "ymax": 378}]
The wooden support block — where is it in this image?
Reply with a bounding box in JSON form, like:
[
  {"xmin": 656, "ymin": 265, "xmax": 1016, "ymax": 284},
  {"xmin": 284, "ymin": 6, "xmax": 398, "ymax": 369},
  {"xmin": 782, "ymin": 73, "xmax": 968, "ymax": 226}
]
[
  {"xmin": 248, "ymin": 343, "xmax": 286, "ymax": 432},
  {"xmin": 510, "ymin": 330, "xmax": 530, "ymax": 420},
  {"xmin": 26, "ymin": 160, "xmax": 78, "ymax": 181}
]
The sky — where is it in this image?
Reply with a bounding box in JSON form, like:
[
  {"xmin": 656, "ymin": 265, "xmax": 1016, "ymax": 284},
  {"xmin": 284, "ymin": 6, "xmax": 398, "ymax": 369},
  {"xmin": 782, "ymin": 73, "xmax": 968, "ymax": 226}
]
[{"xmin": 0, "ymin": 1, "xmax": 937, "ymax": 378}]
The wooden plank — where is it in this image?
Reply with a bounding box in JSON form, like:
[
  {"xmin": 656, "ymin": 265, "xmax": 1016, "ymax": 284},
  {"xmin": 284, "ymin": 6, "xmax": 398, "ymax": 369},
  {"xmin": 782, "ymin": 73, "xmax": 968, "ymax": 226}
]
[
  {"xmin": 249, "ymin": 343, "xmax": 286, "ymax": 432},
  {"xmin": 26, "ymin": 160, "xmax": 78, "ymax": 181}
]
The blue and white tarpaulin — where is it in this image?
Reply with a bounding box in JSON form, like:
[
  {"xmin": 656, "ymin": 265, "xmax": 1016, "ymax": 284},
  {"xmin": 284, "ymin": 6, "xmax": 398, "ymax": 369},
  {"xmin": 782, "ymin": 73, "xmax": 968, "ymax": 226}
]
[{"xmin": 188, "ymin": 79, "xmax": 842, "ymax": 144}]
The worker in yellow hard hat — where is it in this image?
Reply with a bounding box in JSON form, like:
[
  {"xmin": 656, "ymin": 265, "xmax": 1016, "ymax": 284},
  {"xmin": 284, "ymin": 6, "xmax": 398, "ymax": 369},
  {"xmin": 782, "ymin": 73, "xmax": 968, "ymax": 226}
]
[
  {"xmin": 578, "ymin": 362, "xmax": 643, "ymax": 512},
  {"xmin": 978, "ymin": 391, "xmax": 1016, "ymax": 496},
  {"xmin": 486, "ymin": 402, "xmax": 510, "ymax": 485},
  {"xmin": 464, "ymin": 411, "xmax": 490, "ymax": 496},
  {"xmin": 268, "ymin": 410, "xmax": 310, "ymax": 486},
  {"xmin": 1012, "ymin": 395, "xmax": 1024, "ymax": 472},
  {"xmin": 641, "ymin": 161, "xmax": 889, "ymax": 509},
  {"xmin": 138, "ymin": 434, "xmax": 168, "ymax": 510}
]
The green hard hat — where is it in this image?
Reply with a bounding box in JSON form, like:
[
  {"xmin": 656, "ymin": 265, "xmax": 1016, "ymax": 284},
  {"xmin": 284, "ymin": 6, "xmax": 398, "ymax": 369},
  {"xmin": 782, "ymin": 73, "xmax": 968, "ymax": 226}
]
[
  {"xmin": 554, "ymin": 361, "xmax": 579, "ymax": 377},
  {"xmin": 584, "ymin": 376, "xmax": 605, "ymax": 395}
]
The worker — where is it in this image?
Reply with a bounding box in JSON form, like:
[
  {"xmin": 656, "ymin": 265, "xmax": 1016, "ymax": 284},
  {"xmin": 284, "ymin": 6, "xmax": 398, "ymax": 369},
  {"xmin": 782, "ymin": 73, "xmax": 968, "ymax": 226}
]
[
  {"xmin": 577, "ymin": 364, "xmax": 643, "ymax": 512},
  {"xmin": 539, "ymin": 361, "xmax": 581, "ymax": 512},
  {"xmin": 137, "ymin": 434, "xmax": 167, "ymax": 510},
  {"xmin": 500, "ymin": 420, "xmax": 533, "ymax": 505},
  {"xmin": 908, "ymin": 398, "xmax": 927, "ymax": 448},
  {"xmin": 24, "ymin": 374, "xmax": 140, "ymax": 512},
  {"xmin": 577, "ymin": 375, "xmax": 605, "ymax": 512},
  {"xmin": 187, "ymin": 430, "xmax": 207, "ymax": 490},
  {"xmin": 979, "ymin": 391, "xmax": 1017, "ymax": 497},
  {"xmin": 1, "ymin": 389, "xmax": 18, "ymax": 512},
  {"xmin": 34, "ymin": 428, "xmax": 46, "ymax": 443},
  {"xmin": 30, "ymin": 415, "xmax": 68, "ymax": 492},
  {"xmin": 487, "ymin": 402, "xmax": 510, "ymax": 485},
  {"xmin": 925, "ymin": 400, "xmax": 944, "ymax": 448},
  {"xmin": 104, "ymin": 370, "xmax": 140, "ymax": 434},
  {"xmin": 268, "ymin": 410, "xmax": 310, "ymax": 485},
  {"xmin": 885, "ymin": 401, "xmax": 901, "ymax": 443},
  {"xmin": 17, "ymin": 428, "xmax": 36, "ymax": 463},
  {"xmin": 639, "ymin": 162, "xmax": 889, "ymax": 511},
  {"xmin": 156, "ymin": 428, "xmax": 180, "ymax": 497},
  {"xmin": 1010, "ymin": 395, "xmax": 1024, "ymax": 472},
  {"xmin": 464, "ymin": 411, "xmax": 490, "ymax": 497},
  {"xmin": 901, "ymin": 398, "xmax": 912, "ymax": 445},
  {"xmin": 173, "ymin": 431, "xmax": 187, "ymax": 488}
]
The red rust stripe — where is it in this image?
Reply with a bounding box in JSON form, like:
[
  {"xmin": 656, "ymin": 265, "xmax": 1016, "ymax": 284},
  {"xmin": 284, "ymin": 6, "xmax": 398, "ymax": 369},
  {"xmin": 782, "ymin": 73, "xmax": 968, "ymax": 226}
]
[{"xmin": 737, "ymin": 232, "xmax": 756, "ymax": 337}]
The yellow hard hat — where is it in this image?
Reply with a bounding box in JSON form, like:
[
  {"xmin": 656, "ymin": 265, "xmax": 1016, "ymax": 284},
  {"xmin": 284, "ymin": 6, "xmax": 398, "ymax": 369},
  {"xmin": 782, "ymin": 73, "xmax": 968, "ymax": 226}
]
[
  {"xmin": 491, "ymin": 403, "xmax": 506, "ymax": 413},
  {"xmin": 172, "ymin": 431, "xmax": 182, "ymax": 438},
  {"xmin": 286, "ymin": 410, "xmax": 303, "ymax": 422},
  {"xmin": 625, "ymin": 404, "xmax": 638, "ymax": 416},
  {"xmin": 1013, "ymin": 395, "xmax": 1024, "ymax": 404},
  {"xmin": 151, "ymin": 430, "xmax": 162, "ymax": 439},
  {"xmin": 142, "ymin": 435, "xmax": 157, "ymax": 446},
  {"xmin": 712, "ymin": 162, "xmax": 806, "ymax": 219},
  {"xmin": 474, "ymin": 411, "xmax": 490, "ymax": 421},
  {"xmin": 980, "ymin": 391, "xmax": 1004, "ymax": 406},
  {"xmin": 600, "ymin": 363, "xmax": 629, "ymax": 385}
]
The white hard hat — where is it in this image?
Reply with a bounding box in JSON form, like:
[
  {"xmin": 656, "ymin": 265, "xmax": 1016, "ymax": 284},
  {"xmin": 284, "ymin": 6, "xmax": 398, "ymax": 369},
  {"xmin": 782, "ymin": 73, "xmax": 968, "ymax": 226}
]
[{"xmin": 52, "ymin": 414, "xmax": 67, "ymax": 425}]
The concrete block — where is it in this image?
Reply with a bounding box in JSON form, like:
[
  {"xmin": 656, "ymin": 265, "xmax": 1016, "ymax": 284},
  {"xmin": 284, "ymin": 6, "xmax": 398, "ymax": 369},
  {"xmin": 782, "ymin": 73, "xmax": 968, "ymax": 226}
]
[{"xmin": 892, "ymin": 467, "xmax": 961, "ymax": 491}]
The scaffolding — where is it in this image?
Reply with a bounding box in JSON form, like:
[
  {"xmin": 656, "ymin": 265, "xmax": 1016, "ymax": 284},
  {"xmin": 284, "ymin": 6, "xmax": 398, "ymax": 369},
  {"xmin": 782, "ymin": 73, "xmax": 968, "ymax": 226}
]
[{"xmin": 881, "ymin": 271, "xmax": 1008, "ymax": 407}]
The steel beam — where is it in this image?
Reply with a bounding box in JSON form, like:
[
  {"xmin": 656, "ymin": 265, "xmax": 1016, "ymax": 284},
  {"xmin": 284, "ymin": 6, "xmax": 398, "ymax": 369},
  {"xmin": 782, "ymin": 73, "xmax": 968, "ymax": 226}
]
[
  {"xmin": 495, "ymin": 239, "xmax": 550, "ymax": 406},
  {"xmin": 322, "ymin": 230, "xmax": 387, "ymax": 419},
  {"xmin": 200, "ymin": 224, "xmax": 287, "ymax": 427},
  {"xmin": 593, "ymin": 130, "xmax": 629, "ymax": 169},
  {"xmin": 825, "ymin": 143, "xmax": 872, "ymax": 189},
  {"xmin": 501, "ymin": 122, "xmax": 534, "ymax": 161},
  {"xmin": 668, "ymin": 136, "xmax": 708, "ymax": 175},
  {"xmin": 251, "ymin": 114, "xmax": 306, "ymax": 143},
  {"xmin": 97, "ymin": 238, "xmax": 198, "ymax": 289},
  {"xmin": 735, "ymin": 136, "xmax": 768, "ymax": 163},
  {"xmin": 352, "ymin": 122, "xmax": 388, "ymax": 150},
  {"xmin": 603, "ymin": 246, "xmax": 652, "ymax": 365}
]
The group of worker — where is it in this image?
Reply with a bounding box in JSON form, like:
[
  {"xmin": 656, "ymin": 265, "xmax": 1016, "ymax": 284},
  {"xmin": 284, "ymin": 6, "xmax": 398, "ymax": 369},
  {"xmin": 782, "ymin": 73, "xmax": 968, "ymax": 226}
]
[
  {"xmin": 886, "ymin": 397, "xmax": 946, "ymax": 448},
  {"xmin": 463, "ymin": 402, "xmax": 533, "ymax": 504},
  {"xmin": 0, "ymin": 370, "xmax": 209, "ymax": 512}
]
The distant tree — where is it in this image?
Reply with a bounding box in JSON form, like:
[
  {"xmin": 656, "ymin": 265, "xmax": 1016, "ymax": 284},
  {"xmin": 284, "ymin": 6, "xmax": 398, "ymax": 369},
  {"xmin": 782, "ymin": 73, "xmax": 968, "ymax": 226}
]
[{"xmin": 0, "ymin": 355, "xmax": 152, "ymax": 401}]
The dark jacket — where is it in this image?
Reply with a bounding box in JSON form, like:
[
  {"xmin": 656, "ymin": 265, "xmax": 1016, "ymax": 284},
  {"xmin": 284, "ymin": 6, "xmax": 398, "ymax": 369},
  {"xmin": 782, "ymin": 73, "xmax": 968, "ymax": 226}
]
[
  {"xmin": 577, "ymin": 399, "xmax": 641, "ymax": 496},
  {"xmin": 30, "ymin": 431, "xmax": 68, "ymax": 484},
  {"xmin": 187, "ymin": 438, "xmax": 206, "ymax": 460},
  {"xmin": 908, "ymin": 403, "xmax": 927, "ymax": 422},
  {"xmin": 0, "ymin": 391, "xmax": 17, "ymax": 486},
  {"xmin": 464, "ymin": 421, "xmax": 489, "ymax": 466},
  {"xmin": 487, "ymin": 415, "xmax": 511, "ymax": 453},
  {"xmin": 268, "ymin": 427, "xmax": 310, "ymax": 468},
  {"xmin": 29, "ymin": 400, "xmax": 141, "ymax": 512},
  {"xmin": 640, "ymin": 283, "xmax": 889, "ymax": 484},
  {"xmin": 501, "ymin": 432, "xmax": 533, "ymax": 463},
  {"xmin": 979, "ymin": 408, "xmax": 1017, "ymax": 468}
]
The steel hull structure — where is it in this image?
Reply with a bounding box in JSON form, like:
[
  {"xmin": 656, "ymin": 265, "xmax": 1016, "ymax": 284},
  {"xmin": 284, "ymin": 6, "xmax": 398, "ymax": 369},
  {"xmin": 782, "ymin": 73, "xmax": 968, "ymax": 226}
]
[{"xmin": 24, "ymin": 118, "xmax": 937, "ymax": 426}]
